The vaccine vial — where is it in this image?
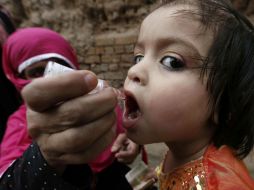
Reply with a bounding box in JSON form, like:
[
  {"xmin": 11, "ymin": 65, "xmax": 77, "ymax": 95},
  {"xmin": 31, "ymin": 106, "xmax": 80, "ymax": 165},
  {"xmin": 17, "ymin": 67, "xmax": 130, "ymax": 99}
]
[
  {"xmin": 44, "ymin": 61, "xmax": 125, "ymax": 107},
  {"xmin": 44, "ymin": 61, "xmax": 73, "ymax": 77}
]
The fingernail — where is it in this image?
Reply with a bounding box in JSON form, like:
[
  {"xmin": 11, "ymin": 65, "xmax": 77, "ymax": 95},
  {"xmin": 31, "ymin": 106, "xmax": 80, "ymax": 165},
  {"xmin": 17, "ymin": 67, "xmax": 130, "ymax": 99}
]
[
  {"xmin": 84, "ymin": 73, "xmax": 96, "ymax": 91},
  {"xmin": 84, "ymin": 73, "xmax": 94, "ymax": 83}
]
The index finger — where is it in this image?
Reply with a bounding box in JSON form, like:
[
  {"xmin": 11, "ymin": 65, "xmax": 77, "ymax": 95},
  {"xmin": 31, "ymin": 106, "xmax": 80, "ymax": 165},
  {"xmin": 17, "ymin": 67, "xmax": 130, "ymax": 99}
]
[{"xmin": 22, "ymin": 70, "xmax": 97, "ymax": 112}]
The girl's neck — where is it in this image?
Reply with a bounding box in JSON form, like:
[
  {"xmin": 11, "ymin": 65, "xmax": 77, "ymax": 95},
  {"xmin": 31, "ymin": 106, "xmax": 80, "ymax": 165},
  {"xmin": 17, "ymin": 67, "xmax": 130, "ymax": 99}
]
[{"xmin": 163, "ymin": 139, "xmax": 210, "ymax": 173}]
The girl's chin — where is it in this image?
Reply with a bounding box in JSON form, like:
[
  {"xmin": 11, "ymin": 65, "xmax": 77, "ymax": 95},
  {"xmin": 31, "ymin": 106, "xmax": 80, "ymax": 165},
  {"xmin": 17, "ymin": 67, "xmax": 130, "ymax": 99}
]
[
  {"xmin": 125, "ymin": 131, "xmax": 144, "ymax": 144},
  {"xmin": 126, "ymin": 131, "xmax": 154, "ymax": 145}
]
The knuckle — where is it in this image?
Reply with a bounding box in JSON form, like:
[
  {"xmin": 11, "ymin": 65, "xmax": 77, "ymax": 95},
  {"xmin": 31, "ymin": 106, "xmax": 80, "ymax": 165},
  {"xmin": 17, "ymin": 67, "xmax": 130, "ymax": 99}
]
[
  {"xmin": 22, "ymin": 82, "xmax": 44, "ymax": 110},
  {"xmin": 57, "ymin": 103, "xmax": 83, "ymax": 126},
  {"xmin": 37, "ymin": 137, "xmax": 57, "ymax": 158},
  {"xmin": 63, "ymin": 129, "xmax": 84, "ymax": 151},
  {"xmin": 26, "ymin": 111, "xmax": 42, "ymax": 138},
  {"xmin": 27, "ymin": 126, "xmax": 39, "ymax": 138},
  {"xmin": 63, "ymin": 134, "xmax": 76, "ymax": 150}
]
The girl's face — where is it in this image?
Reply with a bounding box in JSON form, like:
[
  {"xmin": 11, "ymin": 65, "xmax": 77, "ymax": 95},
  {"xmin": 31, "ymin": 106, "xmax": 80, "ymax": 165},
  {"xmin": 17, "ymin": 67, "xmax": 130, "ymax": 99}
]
[{"xmin": 123, "ymin": 5, "xmax": 215, "ymax": 145}]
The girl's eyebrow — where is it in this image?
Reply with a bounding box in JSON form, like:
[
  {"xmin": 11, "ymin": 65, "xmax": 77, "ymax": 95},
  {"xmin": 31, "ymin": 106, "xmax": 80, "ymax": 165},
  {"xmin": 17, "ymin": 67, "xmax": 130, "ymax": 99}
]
[
  {"xmin": 134, "ymin": 42, "xmax": 144, "ymax": 52},
  {"xmin": 134, "ymin": 36, "xmax": 202, "ymax": 59},
  {"xmin": 155, "ymin": 36, "xmax": 202, "ymax": 58}
]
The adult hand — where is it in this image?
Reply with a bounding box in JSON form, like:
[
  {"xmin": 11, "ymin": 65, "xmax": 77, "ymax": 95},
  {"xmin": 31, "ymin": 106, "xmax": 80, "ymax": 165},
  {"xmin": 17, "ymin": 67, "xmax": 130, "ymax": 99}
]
[
  {"xmin": 111, "ymin": 133, "xmax": 140, "ymax": 164},
  {"xmin": 22, "ymin": 70, "xmax": 118, "ymax": 170}
]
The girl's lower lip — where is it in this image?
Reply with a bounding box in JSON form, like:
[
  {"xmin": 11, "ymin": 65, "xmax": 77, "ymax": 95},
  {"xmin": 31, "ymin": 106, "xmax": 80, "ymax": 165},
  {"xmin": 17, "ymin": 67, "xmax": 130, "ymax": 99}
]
[{"xmin": 122, "ymin": 113, "xmax": 140, "ymax": 129}]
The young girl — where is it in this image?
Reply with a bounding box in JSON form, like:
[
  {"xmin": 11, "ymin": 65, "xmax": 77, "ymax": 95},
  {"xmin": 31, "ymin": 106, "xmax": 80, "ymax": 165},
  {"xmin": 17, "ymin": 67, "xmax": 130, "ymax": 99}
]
[
  {"xmin": 123, "ymin": 0, "xmax": 254, "ymax": 189},
  {"xmin": 0, "ymin": 27, "xmax": 142, "ymax": 190}
]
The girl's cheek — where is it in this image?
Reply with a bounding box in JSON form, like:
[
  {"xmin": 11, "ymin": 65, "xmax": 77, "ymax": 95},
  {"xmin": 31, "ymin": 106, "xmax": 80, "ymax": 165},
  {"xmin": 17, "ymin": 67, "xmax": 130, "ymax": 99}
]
[
  {"xmin": 148, "ymin": 98, "xmax": 177, "ymax": 125},
  {"xmin": 143, "ymin": 97, "xmax": 191, "ymax": 141}
]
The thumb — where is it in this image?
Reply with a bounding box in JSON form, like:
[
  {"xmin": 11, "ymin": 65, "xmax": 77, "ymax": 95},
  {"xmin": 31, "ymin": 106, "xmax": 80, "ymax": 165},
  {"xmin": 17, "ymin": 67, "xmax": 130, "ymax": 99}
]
[{"xmin": 111, "ymin": 133, "xmax": 127, "ymax": 153}]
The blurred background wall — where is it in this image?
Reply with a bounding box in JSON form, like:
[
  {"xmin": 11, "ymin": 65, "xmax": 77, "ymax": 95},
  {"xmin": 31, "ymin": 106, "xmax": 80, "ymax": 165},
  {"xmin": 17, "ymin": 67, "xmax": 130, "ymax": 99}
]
[{"xmin": 1, "ymin": 0, "xmax": 254, "ymax": 88}]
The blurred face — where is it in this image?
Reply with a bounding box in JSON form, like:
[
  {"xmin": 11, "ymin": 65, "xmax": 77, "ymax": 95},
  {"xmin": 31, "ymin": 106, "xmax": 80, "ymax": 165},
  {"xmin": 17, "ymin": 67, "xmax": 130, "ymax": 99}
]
[
  {"xmin": 22, "ymin": 59, "xmax": 72, "ymax": 80},
  {"xmin": 123, "ymin": 5, "xmax": 215, "ymax": 145},
  {"xmin": 22, "ymin": 60, "xmax": 48, "ymax": 80}
]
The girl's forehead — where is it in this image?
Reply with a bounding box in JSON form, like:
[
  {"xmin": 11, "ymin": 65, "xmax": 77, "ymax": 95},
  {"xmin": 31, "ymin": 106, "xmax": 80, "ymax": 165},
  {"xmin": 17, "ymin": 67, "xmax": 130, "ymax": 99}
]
[
  {"xmin": 138, "ymin": 4, "xmax": 214, "ymax": 59},
  {"xmin": 140, "ymin": 4, "xmax": 204, "ymax": 40},
  {"xmin": 143, "ymin": 4, "xmax": 200, "ymax": 25}
]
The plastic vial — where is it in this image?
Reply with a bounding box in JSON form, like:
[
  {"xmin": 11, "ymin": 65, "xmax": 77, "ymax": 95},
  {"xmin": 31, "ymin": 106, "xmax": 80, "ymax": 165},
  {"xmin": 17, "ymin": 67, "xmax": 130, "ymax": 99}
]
[{"xmin": 44, "ymin": 61, "xmax": 125, "ymax": 107}]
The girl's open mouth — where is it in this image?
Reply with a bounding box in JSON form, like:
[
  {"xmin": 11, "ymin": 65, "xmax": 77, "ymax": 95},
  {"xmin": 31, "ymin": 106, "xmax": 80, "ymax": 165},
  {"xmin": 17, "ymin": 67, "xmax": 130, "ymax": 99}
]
[{"xmin": 123, "ymin": 91, "xmax": 141, "ymax": 129}]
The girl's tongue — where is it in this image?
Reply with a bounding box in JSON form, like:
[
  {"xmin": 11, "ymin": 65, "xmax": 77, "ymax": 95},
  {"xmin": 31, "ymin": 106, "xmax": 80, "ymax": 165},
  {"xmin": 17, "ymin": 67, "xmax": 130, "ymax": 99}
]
[
  {"xmin": 126, "ymin": 95, "xmax": 141, "ymax": 118},
  {"xmin": 123, "ymin": 92, "xmax": 141, "ymax": 129}
]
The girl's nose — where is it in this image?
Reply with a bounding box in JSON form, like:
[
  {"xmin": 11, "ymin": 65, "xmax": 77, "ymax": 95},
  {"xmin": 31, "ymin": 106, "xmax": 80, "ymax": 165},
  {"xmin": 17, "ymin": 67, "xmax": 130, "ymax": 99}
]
[{"xmin": 127, "ymin": 62, "xmax": 147, "ymax": 85}]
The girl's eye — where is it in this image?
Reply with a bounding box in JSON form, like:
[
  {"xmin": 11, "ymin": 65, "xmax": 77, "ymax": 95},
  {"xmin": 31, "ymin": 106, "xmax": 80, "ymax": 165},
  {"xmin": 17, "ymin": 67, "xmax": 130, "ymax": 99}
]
[
  {"xmin": 160, "ymin": 56, "xmax": 185, "ymax": 70},
  {"xmin": 133, "ymin": 55, "xmax": 144, "ymax": 64}
]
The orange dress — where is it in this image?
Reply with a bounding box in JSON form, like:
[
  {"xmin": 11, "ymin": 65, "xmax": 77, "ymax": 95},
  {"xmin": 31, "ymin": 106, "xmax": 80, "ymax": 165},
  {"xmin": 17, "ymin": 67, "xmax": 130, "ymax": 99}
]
[{"xmin": 156, "ymin": 145, "xmax": 254, "ymax": 190}]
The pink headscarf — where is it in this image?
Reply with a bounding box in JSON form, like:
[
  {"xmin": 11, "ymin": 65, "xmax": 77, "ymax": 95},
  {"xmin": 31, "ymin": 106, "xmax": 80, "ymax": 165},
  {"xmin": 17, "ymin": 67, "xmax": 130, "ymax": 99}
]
[{"xmin": 2, "ymin": 27, "xmax": 79, "ymax": 91}]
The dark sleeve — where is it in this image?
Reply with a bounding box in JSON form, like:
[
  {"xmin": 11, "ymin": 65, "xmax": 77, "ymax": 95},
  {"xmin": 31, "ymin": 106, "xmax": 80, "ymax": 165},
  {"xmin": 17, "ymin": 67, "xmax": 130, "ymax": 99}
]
[{"xmin": 0, "ymin": 143, "xmax": 92, "ymax": 190}]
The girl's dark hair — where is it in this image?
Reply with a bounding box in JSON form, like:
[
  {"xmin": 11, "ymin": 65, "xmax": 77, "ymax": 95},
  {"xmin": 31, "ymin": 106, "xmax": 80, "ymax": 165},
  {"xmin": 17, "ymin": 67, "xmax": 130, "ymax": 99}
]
[
  {"xmin": 0, "ymin": 6, "xmax": 20, "ymax": 142},
  {"xmin": 161, "ymin": 0, "xmax": 254, "ymax": 158}
]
